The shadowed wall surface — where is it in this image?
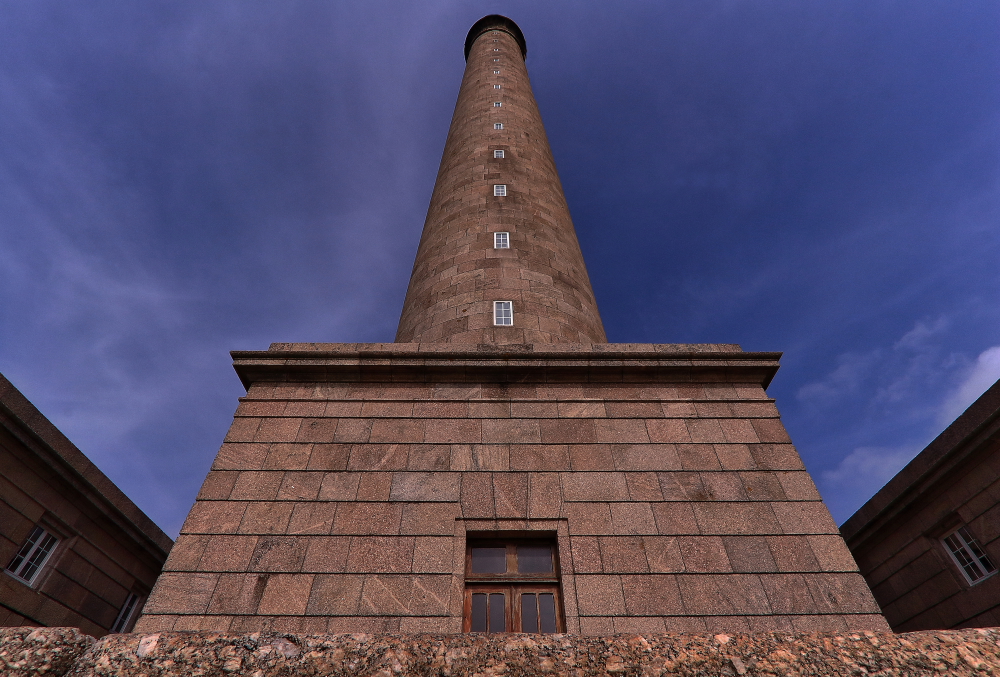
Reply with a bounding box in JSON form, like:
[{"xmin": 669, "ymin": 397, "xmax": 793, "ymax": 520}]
[{"xmin": 0, "ymin": 373, "xmax": 171, "ymax": 636}]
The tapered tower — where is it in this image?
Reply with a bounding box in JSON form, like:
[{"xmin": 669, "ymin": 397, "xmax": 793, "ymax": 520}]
[
  {"xmin": 397, "ymin": 16, "xmax": 605, "ymax": 344},
  {"xmin": 137, "ymin": 16, "xmax": 887, "ymax": 635}
]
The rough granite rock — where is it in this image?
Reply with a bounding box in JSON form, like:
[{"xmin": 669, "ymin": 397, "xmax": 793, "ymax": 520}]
[
  {"xmin": 0, "ymin": 626, "xmax": 95, "ymax": 677},
  {"xmin": 58, "ymin": 629, "xmax": 1000, "ymax": 676}
]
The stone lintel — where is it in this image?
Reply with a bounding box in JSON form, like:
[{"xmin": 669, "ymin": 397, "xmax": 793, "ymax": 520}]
[{"xmin": 231, "ymin": 343, "xmax": 781, "ymax": 390}]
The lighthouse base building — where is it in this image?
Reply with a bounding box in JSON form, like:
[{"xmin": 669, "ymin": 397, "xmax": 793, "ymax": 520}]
[
  {"xmin": 135, "ymin": 16, "xmax": 887, "ymax": 634},
  {"xmin": 137, "ymin": 343, "xmax": 886, "ymax": 634}
]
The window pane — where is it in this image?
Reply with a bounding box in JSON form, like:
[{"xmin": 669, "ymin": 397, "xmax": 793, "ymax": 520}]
[
  {"xmin": 494, "ymin": 301, "xmax": 513, "ymax": 326},
  {"xmin": 471, "ymin": 593, "xmax": 488, "ymax": 632},
  {"xmin": 521, "ymin": 593, "xmax": 538, "ymax": 632},
  {"xmin": 6, "ymin": 526, "xmax": 41, "ymax": 574},
  {"xmin": 488, "ymin": 593, "xmax": 506, "ymax": 633},
  {"xmin": 517, "ymin": 545, "xmax": 552, "ymax": 573},
  {"xmin": 472, "ymin": 547, "xmax": 507, "ymax": 573},
  {"xmin": 539, "ymin": 593, "xmax": 557, "ymax": 633},
  {"xmin": 960, "ymin": 528, "xmax": 997, "ymax": 574},
  {"xmin": 112, "ymin": 593, "xmax": 140, "ymax": 633}
]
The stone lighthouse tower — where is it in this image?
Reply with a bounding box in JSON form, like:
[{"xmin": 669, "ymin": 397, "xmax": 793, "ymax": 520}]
[
  {"xmin": 137, "ymin": 15, "xmax": 887, "ymax": 634},
  {"xmin": 396, "ymin": 16, "xmax": 605, "ymax": 345}
]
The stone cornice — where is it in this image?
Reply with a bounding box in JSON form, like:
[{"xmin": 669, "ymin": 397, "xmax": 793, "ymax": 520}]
[{"xmin": 231, "ymin": 343, "xmax": 781, "ymax": 390}]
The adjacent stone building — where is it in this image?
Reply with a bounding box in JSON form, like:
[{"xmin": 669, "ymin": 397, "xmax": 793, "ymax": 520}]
[
  {"xmin": 843, "ymin": 378, "xmax": 1000, "ymax": 631},
  {"xmin": 136, "ymin": 15, "xmax": 886, "ymax": 635},
  {"xmin": 0, "ymin": 372, "xmax": 172, "ymax": 636}
]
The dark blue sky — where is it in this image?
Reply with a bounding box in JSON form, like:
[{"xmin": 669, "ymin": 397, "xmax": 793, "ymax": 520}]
[{"xmin": 1, "ymin": 1, "xmax": 998, "ymax": 537}]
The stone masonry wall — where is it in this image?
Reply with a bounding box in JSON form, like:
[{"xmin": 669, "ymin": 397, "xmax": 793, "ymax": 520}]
[
  {"xmin": 136, "ymin": 344, "xmax": 886, "ymax": 634},
  {"xmin": 395, "ymin": 25, "xmax": 606, "ymax": 344}
]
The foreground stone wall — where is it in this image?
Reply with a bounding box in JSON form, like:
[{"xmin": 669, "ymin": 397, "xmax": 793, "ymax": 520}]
[{"xmin": 5, "ymin": 626, "xmax": 1000, "ymax": 677}]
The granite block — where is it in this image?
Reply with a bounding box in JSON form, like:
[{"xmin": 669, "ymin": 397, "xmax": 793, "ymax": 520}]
[
  {"xmin": 598, "ymin": 536, "xmax": 649, "ymax": 573},
  {"xmin": 301, "ymin": 536, "xmax": 351, "ymax": 572},
  {"xmin": 562, "ymin": 472, "xmax": 628, "ymax": 502},
  {"xmin": 306, "ymin": 574, "xmax": 364, "ymax": 614},
  {"xmin": 201, "ymin": 535, "xmax": 259, "ymax": 572},
  {"xmin": 610, "ymin": 502, "xmax": 657, "ymax": 534},
  {"xmin": 621, "ymin": 574, "xmax": 683, "ymax": 615},
  {"xmin": 574, "ymin": 575, "xmax": 626, "ymax": 615},
  {"xmin": 346, "ymin": 536, "xmax": 415, "ymax": 573}
]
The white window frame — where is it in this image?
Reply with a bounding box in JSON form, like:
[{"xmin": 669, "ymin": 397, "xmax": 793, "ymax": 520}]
[
  {"xmin": 493, "ymin": 185, "xmax": 507, "ymax": 196},
  {"xmin": 494, "ymin": 123, "xmax": 503, "ymax": 130},
  {"xmin": 494, "ymin": 150, "xmax": 505, "ymax": 158},
  {"xmin": 494, "ymin": 102, "xmax": 502, "ymax": 107},
  {"xmin": 494, "ymin": 70, "xmax": 500, "ymax": 74},
  {"xmin": 494, "ymin": 301, "xmax": 513, "ymax": 326},
  {"xmin": 494, "ymin": 232, "xmax": 510, "ymax": 249},
  {"xmin": 494, "ymin": 84, "xmax": 501, "ymax": 89},
  {"xmin": 111, "ymin": 592, "xmax": 143, "ymax": 632},
  {"xmin": 6, "ymin": 525, "xmax": 58, "ymax": 586},
  {"xmin": 943, "ymin": 526, "xmax": 997, "ymax": 585}
]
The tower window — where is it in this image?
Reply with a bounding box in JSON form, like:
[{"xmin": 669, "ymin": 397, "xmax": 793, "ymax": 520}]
[
  {"xmin": 464, "ymin": 538, "xmax": 562, "ymax": 632},
  {"xmin": 494, "ymin": 102, "xmax": 502, "ymax": 107},
  {"xmin": 494, "ymin": 232, "xmax": 510, "ymax": 248},
  {"xmin": 493, "ymin": 184, "xmax": 507, "ymax": 196},
  {"xmin": 494, "ymin": 123, "xmax": 503, "ymax": 130},
  {"xmin": 494, "ymin": 84, "xmax": 501, "ymax": 89},
  {"xmin": 494, "ymin": 70, "xmax": 500, "ymax": 74},
  {"xmin": 493, "ymin": 301, "xmax": 513, "ymax": 325},
  {"xmin": 944, "ymin": 526, "xmax": 997, "ymax": 584},
  {"xmin": 111, "ymin": 592, "xmax": 143, "ymax": 632},
  {"xmin": 494, "ymin": 58, "xmax": 500, "ymax": 62},
  {"xmin": 494, "ymin": 150, "xmax": 504, "ymax": 158},
  {"xmin": 494, "ymin": 48, "xmax": 500, "ymax": 51},
  {"xmin": 6, "ymin": 525, "xmax": 58, "ymax": 585}
]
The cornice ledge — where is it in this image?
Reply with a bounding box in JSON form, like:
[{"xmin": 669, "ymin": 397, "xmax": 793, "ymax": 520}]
[{"xmin": 231, "ymin": 343, "xmax": 780, "ymax": 390}]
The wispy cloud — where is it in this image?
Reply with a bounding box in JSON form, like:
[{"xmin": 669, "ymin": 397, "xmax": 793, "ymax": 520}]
[
  {"xmin": 799, "ymin": 319, "xmax": 1000, "ymax": 523},
  {"xmin": 796, "ymin": 317, "xmax": 959, "ymax": 418},
  {"xmin": 821, "ymin": 445, "xmax": 922, "ymax": 519},
  {"xmin": 796, "ymin": 350, "xmax": 882, "ymax": 403},
  {"xmin": 937, "ymin": 345, "xmax": 1000, "ymax": 426}
]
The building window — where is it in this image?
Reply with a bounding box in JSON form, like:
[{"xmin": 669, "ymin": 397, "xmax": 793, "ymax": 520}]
[
  {"xmin": 494, "ymin": 70, "xmax": 500, "ymax": 74},
  {"xmin": 494, "ymin": 58, "xmax": 500, "ymax": 62},
  {"xmin": 493, "ymin": 301, "xmax": 513, "ymax": 325},
  {"xmin": 6, "ymin": 526, "xmax": 58, "ymax": 585},
  {"xmin": 111, "ymin": 592, "xmax": 143, "ymax": 633},
  {"xmin": 494, "ymin": 84, "xmax": 501, "ymax": 89},
  {"xmin": 494, "ymin": 123, "xmax": 503, "ymax": 130},
  {"xmin": 494, "ymin": 150, "xmax": 504, "ymax": 158},
  {"xmin": 493, "ymin": 184, "xmax": 507, "ymax": 196},
  {"xmin": 464, "ymin": 538, "xmax": 561, "ymax": 632},
  {"xmin": 944, "ymin": 526, "xmax": 997, "ymax": 584},
  {"xmin": 494, "ymin": 232, "xmax": 510, "ymax": 248},
  {"xmin": 494, "ymin": 102, "xmax": 502, "ymax": 107}
]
